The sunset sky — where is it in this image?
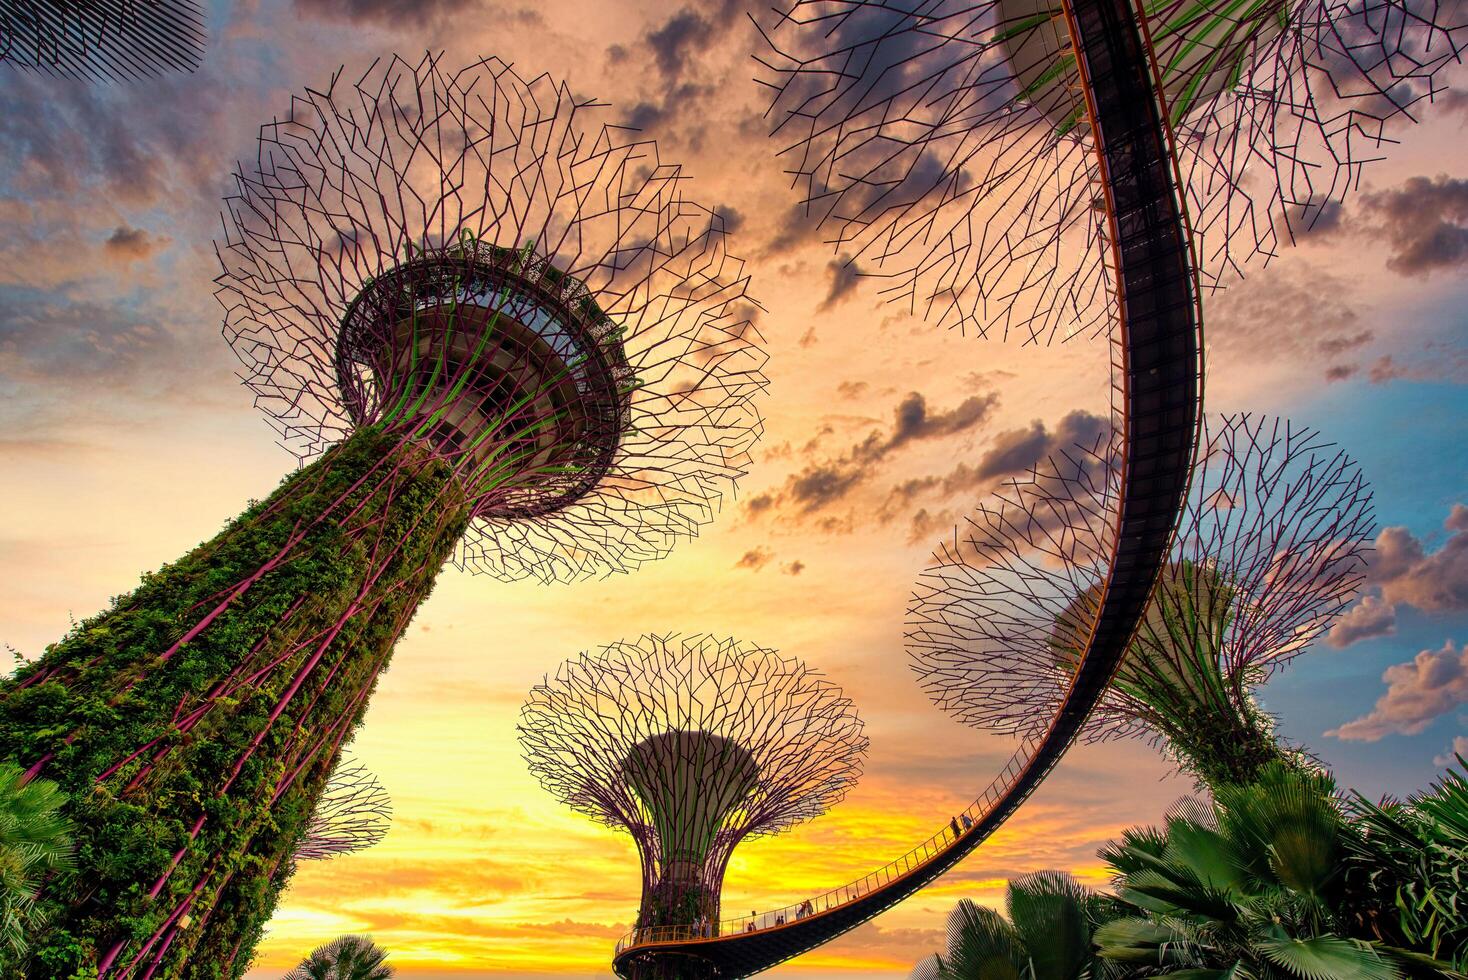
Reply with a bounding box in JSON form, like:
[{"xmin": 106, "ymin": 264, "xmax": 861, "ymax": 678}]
[{"xmin": 1, "ymin": 0, "xmax": 1466, "ymax": 976}]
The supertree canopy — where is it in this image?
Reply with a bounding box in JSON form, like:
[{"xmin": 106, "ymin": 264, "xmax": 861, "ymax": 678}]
[
  {"xmin": 0, "ymin": 0, "xmax": 205, "ymax": 80},
  {"xmin": 518, "ymin": 634, "xmax": 867, "ymax": 957},
  {"xmin": 907, "ymin": 414, "xmax": 1375, "ymax": 786},
  {"xmin": 294, "ymin": 759, "xmax": 391, "ymax": 862},
  {"xmin": 0, "ymin": 53, "xmax": 765, "ymax": 979},
  {"xmin": 756, "ymin": 0, "xmax": 1466, "ymax": 339},
  {"xmin": 222, "ymin": 55, "xmax": 767, "ymax": 582}
]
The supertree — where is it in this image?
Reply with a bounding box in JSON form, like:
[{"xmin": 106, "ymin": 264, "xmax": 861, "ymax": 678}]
[
  {"xmin": 293, "ymin": 759, "xmax": 391, "ymax": 862},
  {"xmin": 0, "ymin": 53, "xmax": 766, "ymax": 978},
  {"xmin": 908, "ymin": 414, "xmax": 1375, "ymax": 787},
  {"xmin": 0, "ymin": 0, "xmax": 205, "ymax": 80},
  {"xmin": 756, "ymin": 0, "xmax": 1466, "ymax": 339},
  {"xmin": 518, "ymin": 633, "xmax": 868, "ymax": 979}
]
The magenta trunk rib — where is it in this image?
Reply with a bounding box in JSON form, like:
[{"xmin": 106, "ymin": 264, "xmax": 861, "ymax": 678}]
[{"xmin": 2, "ymin": 427, "xmax": 472, "ymax": 976}]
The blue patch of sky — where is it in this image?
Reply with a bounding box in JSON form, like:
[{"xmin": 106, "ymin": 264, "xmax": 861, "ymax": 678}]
[
  {"xmin": 1265, "ymin": 608, "xmax": 1464, "ymax": 798},
  {"xmin": 1300, "ymin": 380, "xmax": 1465, "ymax": 530},
  {"xmin": 1256, "ymin": 375, "xmax": 1467, "ymax": 797}
]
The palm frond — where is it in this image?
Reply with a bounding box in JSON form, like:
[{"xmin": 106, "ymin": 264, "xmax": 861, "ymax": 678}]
[
  {"xmin": 284, "ymin": 934, "xmax": 394, "ymax": 980},
  {"xmin": 1008, "ymin": 871, "xmax": 1093, "ymax": 979},
  {"xmin": 1374, "ymin": 943, "xmax": 1468, "ymax": 980},
  {"xmin": 1215, "ymin": 767, "xmax": 1342, "ymax": 898},
  {"xmin": 1412, "ymin": 757, "xmax": 1468, "ymax": 846},
  {"xmin": 1156, "ymin": 967, "xmax": 1249, "ymax": 980},
  {"xmin": 1102, "ymin": 825, "xmax": 1171, "ymax": 876},
  {"xmin": 1095, "ymin": 916, "xmax": 1199, "ymax": 966},
  {"xmin": 0, "ymin": 762, "xmax": 75, "ymax": 967},
  {"xmin": 909, "ymin": 952, "xmax": 945, "ymax": 980},
  {"xmin": 1163, "ymin": 816, "xmax": 1251, "ymax": 896},
  {"xmin": 1119, "ymin": 866, "xmax": 1241, "ymax": 922},
  {"xmin": 942, "ymin": 899, "xmax": 1028, "ymax": 980},
  {"xmin": 1254, "ymin": 933, "xmax": 1400, "ymax": 980}
]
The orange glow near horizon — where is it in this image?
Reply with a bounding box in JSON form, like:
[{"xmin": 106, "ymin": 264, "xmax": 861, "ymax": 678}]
[{"xmin": 1, "ymin": 1, "xmax": 1464, "ymax": 976}]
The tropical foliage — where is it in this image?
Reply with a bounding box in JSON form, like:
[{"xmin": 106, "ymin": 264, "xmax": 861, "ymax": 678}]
[
  {"xmin": 283, "ymin": 935, "xmax": 394, "ymax": 980},
  {"xmin": 1093, "ymin": 763, "xmax": 1463, "ymax": 978},
  {"xmin": 1343, "ymin": 757, "xmax": 1468, "ymax": 971},
  {"xmin": 916, "ymin": 761, "xmax": 1468, "ymax": 980},
  {"xmin": 0, "ymin": 762, "xmax": 75, "ymax": 969},
  {"xmin": 910, "ymin": 871, "xmax": 1126, "ymax": 980}
]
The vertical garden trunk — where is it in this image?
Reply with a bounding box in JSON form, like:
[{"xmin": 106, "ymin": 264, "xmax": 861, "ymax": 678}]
[{"xmin": 0, "ymin": 426, "xmax": 471, "ymax": 979}]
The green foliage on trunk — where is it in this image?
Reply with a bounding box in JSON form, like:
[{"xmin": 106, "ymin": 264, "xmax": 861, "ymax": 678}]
[
  {"xmin": 641, "ymin": 879, "xmax": 714, "ymax": 929},
  {"xmin": 1118, "ymin": 561, "xmax": 1295, "ymax": 787},
  {"xmin": 0, "ymin": 427, "xmax": 470, "ymax": 978}
]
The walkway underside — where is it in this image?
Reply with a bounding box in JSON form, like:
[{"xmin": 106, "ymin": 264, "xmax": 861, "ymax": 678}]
[{"xmin": 614, "ymin": 0, "xmax": 1202, "ymax": 973}]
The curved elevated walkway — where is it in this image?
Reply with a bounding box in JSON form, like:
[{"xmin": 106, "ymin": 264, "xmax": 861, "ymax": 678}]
[{"xmin": 614, "ymin": 0, "xmax": 1203, "ymax": 974}]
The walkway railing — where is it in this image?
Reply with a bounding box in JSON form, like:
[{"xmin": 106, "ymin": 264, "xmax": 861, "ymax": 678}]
[{"xmin": 613, "ymin": 733, "xmax": 1043, "ymax": 952}]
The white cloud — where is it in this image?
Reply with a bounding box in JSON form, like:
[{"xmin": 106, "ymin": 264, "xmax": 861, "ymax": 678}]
[
  {"xmin": 1433, "ymin": 735, "xmax": 1468, "ymax": 767},
  {"xmin": 1327, "ymin": 639, "xmax": 1468, "ymax": 741}
]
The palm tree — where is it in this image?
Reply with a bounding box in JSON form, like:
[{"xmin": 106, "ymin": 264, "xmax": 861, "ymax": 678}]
[
  {"xmin": 911, "ymin": 871, "xmax": 1126, "ymax": 979},
  {"xmin": 284, "ymin": 935, "xmax": 394, "ymax": 980},
  {"xmin": 1093, "ymin": 763, "xmax": 1458, "ymax": 978},
  {"xmin": 0, "ymin": 761, "xmax": 75, "ymax": 967}
]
